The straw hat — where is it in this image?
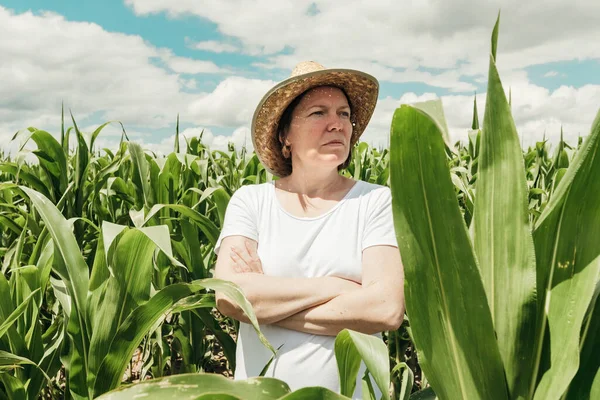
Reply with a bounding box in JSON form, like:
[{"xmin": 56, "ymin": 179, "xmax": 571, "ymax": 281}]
[{"xmin": 251, "ymin": 61, "xmax": 379, "ymax": 177}]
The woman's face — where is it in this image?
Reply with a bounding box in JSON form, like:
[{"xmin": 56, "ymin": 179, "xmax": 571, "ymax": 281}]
[{"xmin": 285, "ymin": 86, "xmax": 353, "ymax": 170}]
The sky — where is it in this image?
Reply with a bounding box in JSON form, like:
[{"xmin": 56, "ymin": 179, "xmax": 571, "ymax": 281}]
[{"xmin": 1, "ymin": 0, "xmax": 599, "ymax": 155}]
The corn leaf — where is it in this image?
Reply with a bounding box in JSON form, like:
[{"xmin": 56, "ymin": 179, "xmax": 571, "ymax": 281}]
[
  {"xmin": 472, "ymin": 15, "xmax": 537, "ymax": 398},
  {"xmin": 180, "ymin": 219, "xmax": 207, "ymax": 279},
  {"xmin": 88, "ymin": 228, "xmax": 157, "ymax": 388},
  {"xmin": 196, "ymin": 186, "xmax": 231, "ymax": 228},
  {"xmin": 0, "ymin": 372, "xmax": 26, "ymax": 400},
  {"xmin": 409, "ymin": 387, "xmax": 437, "ymax": 400},
  {"xmin": 93, "ymin": 278, "xmax": 272, "ymax": 396},
  {"xmin": 95, "ymin": 373, "xmax": 290, "ymax": 400},
  {"xmin": 0, "ymin": 165, "xmax": 52, "ymax": 200},
  {"xmin": 19, "ymin": 186, "xmax": 91, "ymax": 398},
  {"xmin": 392, "ymin": 362, "xmax": 413, "ymax": 400},
  {"xmin": 389, "ymin": 104, "xmax": 508, "ymax": 400},
  {"xmin": 143, "ymin": 204, "xmax": 220, "ymax": 245},
  {"xmin": 410, "ymin": 99, "xmax": 453, "ymax": 151},
  {"xmin": 564, "ymin": 286, "xmax": 600, "ymax": 399},
  {"xmin": 334, "ymin": 329, "xmax": 389, "ymax": 400},
  {"xmin": 0, "ymin": 289, "xmax": 40, "ymax": 340},
  {"xmin": 193, "ymin": 308, "xmax": 237, "ymax": 371},
  {"xmin": 532, "ymin": 109, "xmax": 600, "ymax": 400},
  {"xmin": 279, "ymin": 387, "xmax": 350, "ymax": 399},
  {"xmin": 129, "ymin": 142, "xmax": 152, "ymax": 210},
  {"xmin": 0, "ymin": 350, "xmax": 51, "ymax": 382}
]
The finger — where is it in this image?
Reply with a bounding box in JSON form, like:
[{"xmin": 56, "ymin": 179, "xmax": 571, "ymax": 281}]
[
  {"xmin": 242, "ymin": 242, "xmax": 263, "ymax": 274},
  {"xmin": 230, "ymin": 250, "xmax": 251, "ymax": 273},
  {"xmin": 232, "ymin": 245, "xmax": 253, "ymax": 265},
  {"xmin": 244, "ymin": 241, "xmax": 264, "ymax": 273},
  {"xmin": 229, "ymin": 251, "xmax": 242, "ymax": 273},
  {"xmin": 231, "ymin": 262, "xmax": 242, "ymax": 273},
  {"xmin": 245, "ymin": 240, "xmax": 258, "ymax": 259}
]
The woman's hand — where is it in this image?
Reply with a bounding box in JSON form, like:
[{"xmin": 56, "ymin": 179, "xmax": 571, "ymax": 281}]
[{"xmin": 230, "ymin": 239, "xmax": 264, "ymax": 274}]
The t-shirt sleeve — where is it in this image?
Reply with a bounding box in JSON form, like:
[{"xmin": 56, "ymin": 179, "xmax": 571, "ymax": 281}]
[
  {"xmin": 214, "ymin": 186, "xmax": 258, "ymax": 255},
  {"xmin": 362, "ymin": 187, "xmax": 399, "ymax": 251}
]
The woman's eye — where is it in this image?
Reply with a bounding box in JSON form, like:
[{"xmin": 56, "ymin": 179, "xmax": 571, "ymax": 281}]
[
  {"xmin": 340, "ymin": 111, "xmax": 351, "ymax": 118},
  {"xmin": 311, "ymin": 110, "xmax": 324, "ymax": 116}
]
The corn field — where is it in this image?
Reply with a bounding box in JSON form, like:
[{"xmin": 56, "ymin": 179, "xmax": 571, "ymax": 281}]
[{"xmin": 1, "ymin": 16, "xmax": 599, "ymax": 400}]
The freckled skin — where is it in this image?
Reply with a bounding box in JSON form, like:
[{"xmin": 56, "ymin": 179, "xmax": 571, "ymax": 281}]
[{"xmin": 284, "ymin": 86, "xmax": 353, "ymax": 170}]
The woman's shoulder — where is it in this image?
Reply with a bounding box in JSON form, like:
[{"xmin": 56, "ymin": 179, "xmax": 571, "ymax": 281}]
[
  {"xmin": 351, "ymin": 179, "xmax": 391, "ymax": 198},
  {"xmin": 231, "ymin": 182, "xmax": 273, "ymax": 200}
]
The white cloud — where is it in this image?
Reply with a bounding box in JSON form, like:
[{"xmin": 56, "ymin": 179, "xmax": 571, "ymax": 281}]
[
  {"xmin": 544, "ymin": 71, "xmax": 559, "ymax": 78},
  {"xmin": 125, "ymin": 0, "xmax": 600, "ymax": 87},
  {"xmin": 361, "ymin": 81, "xmax": 600, "ymax": 150},
  {"xmin": 186, "ymin": 39, "xmax": 239, "ymax": 54},
  {"xmin": 2, "ymin": 3, "xmax": 599, "ymax": 160},
  {"xmin": 202, "ymin": 126, "xmax": 253, "ymax": 152},
  {"xmin": 187, "ymin": 76, "xmax": 276, "ymax": 126},
  {"xmin": 0, "ymin": 6, "xmax": 229, "ymax": 148},
  {"xmin": 164, "ymin": 55, "xmax": 229, "ymax": 74}
]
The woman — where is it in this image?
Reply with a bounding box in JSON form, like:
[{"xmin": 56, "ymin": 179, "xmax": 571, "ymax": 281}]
[{"xmin": 214, "ymin": 61, "xmax": 405, "ymax": 398}]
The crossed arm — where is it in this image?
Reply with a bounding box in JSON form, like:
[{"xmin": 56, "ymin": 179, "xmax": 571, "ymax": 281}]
[{"xmin": 214, "ymin": 235, "xmax": 405, "ymax": 336}]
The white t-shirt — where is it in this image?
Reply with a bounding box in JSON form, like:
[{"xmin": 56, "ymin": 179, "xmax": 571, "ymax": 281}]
[{"xmin": 215, "ymin": 179, "xmax": 398, "ymax": 399}]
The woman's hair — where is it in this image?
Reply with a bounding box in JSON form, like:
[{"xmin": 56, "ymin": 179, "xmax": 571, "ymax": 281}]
[{"xmin": 276, "ymin": 86, "xmax": 354, "ymax": 176}]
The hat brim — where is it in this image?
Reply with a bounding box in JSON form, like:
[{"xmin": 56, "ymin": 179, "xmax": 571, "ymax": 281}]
[{"xmin": 251, "ymin": 68, "xmax": 379, "ymax": 177}]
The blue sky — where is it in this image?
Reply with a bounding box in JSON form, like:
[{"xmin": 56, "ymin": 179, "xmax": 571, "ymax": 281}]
[{"xmin": 1, "ymin": 0, "xmax": 599, "ymax": 153}]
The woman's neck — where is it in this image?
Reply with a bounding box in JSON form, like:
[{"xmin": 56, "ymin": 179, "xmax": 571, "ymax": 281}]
[{"xmin": 279, "ymin": 167, "xmax": 346, "ymax": 198}]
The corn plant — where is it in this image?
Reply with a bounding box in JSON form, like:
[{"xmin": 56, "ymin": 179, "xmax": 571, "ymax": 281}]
[
  {"xmin": 1, "ymin": 13, "xmax": 594, "ymax": 399},
  {"xmin": 389, "ymin": 15, "xmax": 599, "ymax": 400},
  {"xmin": 0, "ymin": 182, "xmax": 270, "ymax": 399},
  {"xmin": 0, "ymin": 128, "xmax": 273, "ymax": 398}
]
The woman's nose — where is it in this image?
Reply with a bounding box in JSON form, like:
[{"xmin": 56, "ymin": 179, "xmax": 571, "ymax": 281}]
[{"xmin": 327, "ymin": 114, "xmax": 344, "ymax": 131}]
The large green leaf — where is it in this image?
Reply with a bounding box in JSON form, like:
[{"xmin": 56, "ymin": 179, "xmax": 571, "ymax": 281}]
[
  {"xmin": 195, "ymin": 394, "xmax": 241, "ymax": 400},
  {"xmin": 19, "ymin": 187, "xmax": 89, "ymax": 330},
  {"xmin": 411, "ymin": 99, "xmax": 452, "ymax": 151},
  {"xmin": 0, "ymin": 214, "xmax": 22, "ymax": 237},
  {"xmin": 138, "ymin": 225, "xmax": 185, "ymax": 268},
  {"xmin": 0, "ymin": 372, "xmax": 25, "ymax": 400},
  {"xmin": 193, "ymin": 308, "xmax": 237, "ymax": 371},
  {"xmin": 143, "ymin": 203, "xmax": 220, "ymax": 245},
  {"xmin": 88, "ymin": 228, "xmax": 157, "ymax": 388},
  {"xmin": 0, "ymin": 271, "xmax": 27, "ymax": 356},
  {"xmin": 334, "ymin": 329, "xmax": 389, "ymax": 399},
  {"xmin": 472, "ymin": 16, "xmax": 537, "ymax": 398},
  {"xmin": 279, "ymin": 387, "xmax": 350, "ymax": 399},
  {"xmin": 180, "ymin": 219, "xmax": 207, "ymax": 279},
  {"xmin": 0, "ymin": 350, "xmax": 51, "ymax": 382},
  {"xmin": 92, "ymin": 283, "xmax": 205, "ymax": 396},
  {"xmin": 0, "ymin": 164, "xmax": 52, "ymax": 200},
  {"xmin": 564, "ymin": 286, "xmax": 600, "ymax": 399},
  {"xmin": 392, "ymin": 362, "xmax": 414, "ymax": 400},
  {"xmin": 592, "ymin": 376, "xmax": 600, "ymax": 400},
  {"xmin": 0, "ymin": 350, "xmax": 37, "ymax": 368},
  {"xmin": 95, "ymin": 373, "xmax": 290, "ymax": 400},
  {"xmin": 70, "ymin": 112, "xmax": 89, "ymax": 192},
  {"xmin": 13, "ymin": 129, "xmax": 68, "ymax": 196},
  {"xmin": 409, "ymin": 387, "xmax": 437, "ymax": 400},
  {"xmin": 93, "ymin": 278, "xmax": 272, "ymax": 396},
  {"xmin": 389, "ymin": 104, "xmax": 508, "ymax": 400},
  {"xmin": 532, "ymin": 110, "xmax": 600, "ymax": 400},
  {"xmin": 27, "ymin": 316, "xmax": 64, "ymax": 400},
  {"xmin": 195, "ymin": 186, "xmax": 231, "ymax": 227},
  {"xmin": 19, "ymin": 186, "xmax": 91, "ymax": 398},
  {"xmin": 0, "ymin": 289, "xmax": 40, "ymax": 340},
  {"xmin": 129, "ymin": 142, "xmax": 153, "ymax": 209},
  {"xmin": 89, "ymin": 121, "xmax": 126, "ymax": 152}
]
